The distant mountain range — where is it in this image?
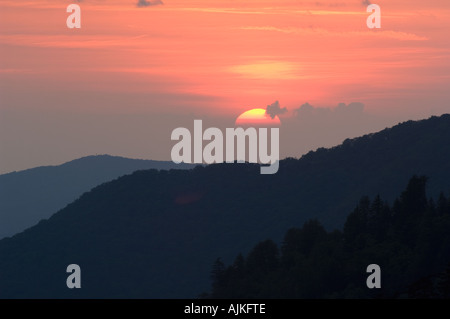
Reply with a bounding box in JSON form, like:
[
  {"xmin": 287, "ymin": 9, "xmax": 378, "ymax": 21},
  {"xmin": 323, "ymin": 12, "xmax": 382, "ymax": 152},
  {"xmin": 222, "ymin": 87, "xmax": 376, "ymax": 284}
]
[
  {"xmin": 0, "ymin": 114, "xmax": 449, "ymax": 298},
  {"xmin": 0, "ymin": 155, "xmax": 194, "ymax": 239}
]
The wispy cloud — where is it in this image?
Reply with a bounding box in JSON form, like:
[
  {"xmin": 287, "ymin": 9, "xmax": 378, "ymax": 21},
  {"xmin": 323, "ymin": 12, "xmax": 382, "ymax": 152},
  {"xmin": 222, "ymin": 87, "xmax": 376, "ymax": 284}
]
[
  {"xmin": 239, "ymin": 26, "xmax": 428, "ymax": 41},
  {"xmin": 0, "ymin": 34, "xmax": 149, "ymax": 49},
  {"xmin": 175, "ymin": 7, "xmax": 269, "ymax": 15},
  {"xmin": 0, "ymin": 68, "xmax": 35, "ymax": 74},
  {"xmin": 228, "ymin": 61, "xmax": 302, "ymax": 80}
]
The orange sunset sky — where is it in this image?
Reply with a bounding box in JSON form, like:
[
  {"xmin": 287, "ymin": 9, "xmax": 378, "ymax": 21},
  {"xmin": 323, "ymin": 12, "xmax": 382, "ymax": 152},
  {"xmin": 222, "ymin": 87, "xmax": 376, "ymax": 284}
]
[{"xmin": 0, "ymin": 0, "xmax": 449, "ymax": 173}]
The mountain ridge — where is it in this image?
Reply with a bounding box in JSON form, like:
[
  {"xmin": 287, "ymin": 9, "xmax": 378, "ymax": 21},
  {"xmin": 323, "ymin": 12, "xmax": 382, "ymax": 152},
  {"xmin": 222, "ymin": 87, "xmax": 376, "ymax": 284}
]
[
  {"xmin": 0, "ymin": 114, "xmax": 449, "ymax": 298},
  {"xmin": 0, "ymin": 154, "xmax": 195, "ymax": 239}
]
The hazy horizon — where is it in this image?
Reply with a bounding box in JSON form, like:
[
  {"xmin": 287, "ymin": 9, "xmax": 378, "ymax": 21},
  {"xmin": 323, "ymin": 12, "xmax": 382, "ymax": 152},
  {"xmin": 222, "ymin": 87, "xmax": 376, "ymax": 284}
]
[
  {"xmin": 0, "ymin": 111, "xmax": 446, "ymax": 175},
  {"xmin": 1, "ymin": 0, "xmax": 450, "ymax": 174}
]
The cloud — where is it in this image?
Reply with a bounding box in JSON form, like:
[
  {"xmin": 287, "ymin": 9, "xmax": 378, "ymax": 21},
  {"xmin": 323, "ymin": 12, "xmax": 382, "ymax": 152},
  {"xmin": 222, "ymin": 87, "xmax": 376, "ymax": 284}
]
[
  {"xmin": 294, "ymin": 102, "xmax": 314, "ymax": 117},
  {"xmin": 280, "ymin": 101, "xmax": 393, "ymax": 160},
  {"xmin": 294, "ymin": 102, "xmax": 365, "ymax": 119},
  {"xmin": 362, "ymin": 0, "xmax": 371, "ymax": 5},
  {"xmin": 336, "ymin": 102, "xmax": 365, "ymax": 113},
  {"xmin": 314, "ymin": 2, "xmax": 348, "ymax": 8},
  {"xmin": 239, "ymin": 26, "xmax": 428, "ymax": 41},
  {"xmin": 266, "ymin": 101, "xmax": 287, "ymax": 119},
  {"xmin": 229, "ymin": 61, "xmax": 300, "ymax": 80},
  {"xmin": 137, "ymin": 0, "xmax": 163, "ymax": 8}
]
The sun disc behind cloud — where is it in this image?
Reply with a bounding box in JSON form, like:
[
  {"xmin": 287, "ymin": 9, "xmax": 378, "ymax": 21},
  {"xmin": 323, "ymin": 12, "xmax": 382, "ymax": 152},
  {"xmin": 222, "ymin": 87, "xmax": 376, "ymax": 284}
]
[{"xmin": 235, "ymin": 108, "xmax": 281, "ymax": 127}]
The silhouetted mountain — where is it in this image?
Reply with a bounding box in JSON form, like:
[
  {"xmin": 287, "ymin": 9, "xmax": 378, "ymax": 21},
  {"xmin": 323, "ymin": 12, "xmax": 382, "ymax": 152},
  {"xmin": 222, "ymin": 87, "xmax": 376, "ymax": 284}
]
[
  {"xmin": 0, "ymin": 155, "xmax": 194, "ymax": 239},
  {"xmin": 0, "ymin": 114, "xmax": 449, "ymax": 298}
]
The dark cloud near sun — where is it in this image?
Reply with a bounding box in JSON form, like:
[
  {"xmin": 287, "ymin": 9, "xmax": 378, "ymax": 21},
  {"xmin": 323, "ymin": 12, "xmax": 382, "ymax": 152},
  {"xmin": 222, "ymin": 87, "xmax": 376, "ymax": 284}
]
[
  {"xmin": 294, "ymin": 102, "xmax": 364, "ymax": 118},
  {"xmin": 336, "ymin": 102, "xmax": 365, "ymax": 113},
  {"xmin": 266, "ymin": 101, "xmax": 287, "ymax": 119},
  {"xmin": 294, "ymin": 102, "xmax": 314, "ymax": 117},
  {"xmin": 362, "ymin": 0, "xmax": 372, "ymax": 6},
  {"xmin": 281, "ymin": 101, "xmax": 392, "ymax": 160},
  {"xmin": 137, "ymin": 0, "xmax": 164, "ymax": 8}
]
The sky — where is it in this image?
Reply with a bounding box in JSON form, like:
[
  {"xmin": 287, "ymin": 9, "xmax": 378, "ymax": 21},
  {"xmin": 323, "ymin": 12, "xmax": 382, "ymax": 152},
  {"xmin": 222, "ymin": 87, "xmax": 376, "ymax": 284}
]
[{"xmin": 1, "ymin": 0, "xmax": 449, "ymax": 173}]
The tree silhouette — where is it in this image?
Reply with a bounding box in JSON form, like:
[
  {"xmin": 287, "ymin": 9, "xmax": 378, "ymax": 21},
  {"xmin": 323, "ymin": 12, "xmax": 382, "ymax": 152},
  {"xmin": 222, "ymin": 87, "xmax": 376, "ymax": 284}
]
[
  {"xmin": 207, "ymin": 175, "xmax": 450, "ymax": 299},
  {"xmin": 210, "ymin": 258, "xmax": 226, "ymax": 298}
]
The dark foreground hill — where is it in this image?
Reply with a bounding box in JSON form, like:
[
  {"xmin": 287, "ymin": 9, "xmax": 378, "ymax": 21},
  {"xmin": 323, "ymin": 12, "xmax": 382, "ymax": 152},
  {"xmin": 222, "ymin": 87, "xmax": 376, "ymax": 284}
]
[
  {"xmin": 0, "ymin": 114, "xmax": 449, "ymax": 298},
  {"xmin": 205, "ymin": 176, "xmax": 450, "ymax": 298},
  {"xmin": 0, "ymin": 155, "xmax": 194, "ymax": 239}
]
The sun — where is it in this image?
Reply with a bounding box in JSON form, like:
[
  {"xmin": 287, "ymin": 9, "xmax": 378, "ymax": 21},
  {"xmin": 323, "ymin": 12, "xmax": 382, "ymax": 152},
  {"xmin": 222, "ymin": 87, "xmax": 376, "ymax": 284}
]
[{"xmin": 235, "ymin": 108, "xmax": 281, "ymax": 127}]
